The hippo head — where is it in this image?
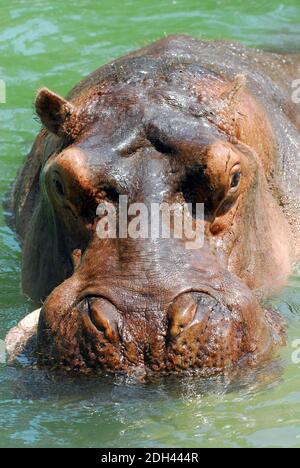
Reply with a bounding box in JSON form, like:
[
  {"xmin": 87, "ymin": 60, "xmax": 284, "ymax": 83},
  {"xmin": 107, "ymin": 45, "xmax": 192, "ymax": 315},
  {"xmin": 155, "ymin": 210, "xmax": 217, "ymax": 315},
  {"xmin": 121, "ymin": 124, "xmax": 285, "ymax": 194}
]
[{"xmin": 23, "ymin": 54, "xmax": 289, "ymax": 375}]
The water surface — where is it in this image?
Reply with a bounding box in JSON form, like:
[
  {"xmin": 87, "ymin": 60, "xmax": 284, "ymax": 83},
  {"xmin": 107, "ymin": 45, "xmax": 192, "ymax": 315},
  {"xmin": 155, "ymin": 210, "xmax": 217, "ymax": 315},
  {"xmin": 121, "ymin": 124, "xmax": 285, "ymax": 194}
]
[{"xmin": 1, "ymin": 0, "xmax": 300, "ymax": 448}]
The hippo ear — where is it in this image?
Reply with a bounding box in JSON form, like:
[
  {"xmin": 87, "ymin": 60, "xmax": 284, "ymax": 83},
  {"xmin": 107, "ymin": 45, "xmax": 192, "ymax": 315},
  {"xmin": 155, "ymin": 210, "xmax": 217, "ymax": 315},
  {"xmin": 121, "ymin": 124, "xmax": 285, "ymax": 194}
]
[
  {"xmin": 35, "ymin": 88, "xmax": 76, "ymax": 137},
  {"xmin": 220, "ymin": 74, "xmax": 246, "ymax": 114}
]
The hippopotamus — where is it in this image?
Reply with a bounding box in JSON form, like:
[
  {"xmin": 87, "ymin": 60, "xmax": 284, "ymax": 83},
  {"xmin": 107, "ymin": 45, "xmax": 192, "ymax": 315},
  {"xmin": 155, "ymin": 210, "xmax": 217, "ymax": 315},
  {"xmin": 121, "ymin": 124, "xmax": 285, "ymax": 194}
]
[{"xmin": 5, "ymin": 35, "xmax": 300, "ymax": 376}]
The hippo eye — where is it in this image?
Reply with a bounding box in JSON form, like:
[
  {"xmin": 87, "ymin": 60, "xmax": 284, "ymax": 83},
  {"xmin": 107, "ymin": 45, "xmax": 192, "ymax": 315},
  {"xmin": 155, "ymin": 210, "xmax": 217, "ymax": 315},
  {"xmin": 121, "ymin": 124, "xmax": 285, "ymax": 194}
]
[
  {"xmin": 53, "ymin": 178, "xmax": 65, "ymax": 197},
  {"xmin": 230, "ymin": 171, "xmax": 241, "ymax": 191}
]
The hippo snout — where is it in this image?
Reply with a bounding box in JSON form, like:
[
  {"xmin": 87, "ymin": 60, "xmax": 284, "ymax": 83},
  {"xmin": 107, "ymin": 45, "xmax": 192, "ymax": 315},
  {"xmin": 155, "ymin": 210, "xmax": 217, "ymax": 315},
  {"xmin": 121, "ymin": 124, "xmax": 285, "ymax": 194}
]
[{"xmin": 37, "ymin": 277, "xmax": 285, "ymax": 375}]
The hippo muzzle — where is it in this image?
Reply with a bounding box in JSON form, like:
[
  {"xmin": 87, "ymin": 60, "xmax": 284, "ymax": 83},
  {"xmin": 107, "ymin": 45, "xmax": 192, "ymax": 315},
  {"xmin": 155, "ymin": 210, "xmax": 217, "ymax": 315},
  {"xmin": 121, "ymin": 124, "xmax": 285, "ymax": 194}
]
[{"xmin": 37, "ymin": 238, "xmax": 284, "ymax": 375}]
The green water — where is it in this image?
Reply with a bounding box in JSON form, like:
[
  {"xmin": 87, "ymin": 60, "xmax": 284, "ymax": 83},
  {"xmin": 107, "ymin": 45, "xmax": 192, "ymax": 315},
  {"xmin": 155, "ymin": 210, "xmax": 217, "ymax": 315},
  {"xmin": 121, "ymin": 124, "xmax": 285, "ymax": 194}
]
[{"xmin": 1, "ymin": 0, "xmax": 300, "ymax": 448}]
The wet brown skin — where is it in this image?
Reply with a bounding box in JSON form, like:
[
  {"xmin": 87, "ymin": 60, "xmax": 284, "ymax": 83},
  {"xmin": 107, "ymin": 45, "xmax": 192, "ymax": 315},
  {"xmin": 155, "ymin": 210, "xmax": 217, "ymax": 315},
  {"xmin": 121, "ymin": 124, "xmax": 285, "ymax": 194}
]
[{"xmin": 8, "ymin": 35, "xmax": 300, "ymax": 376}]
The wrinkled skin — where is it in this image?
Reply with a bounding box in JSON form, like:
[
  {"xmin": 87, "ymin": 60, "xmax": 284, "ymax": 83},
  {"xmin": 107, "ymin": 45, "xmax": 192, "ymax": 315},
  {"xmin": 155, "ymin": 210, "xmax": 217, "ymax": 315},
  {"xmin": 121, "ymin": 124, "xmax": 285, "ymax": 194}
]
[{"xmin": 7, "ymin": 35, "xmax": 300, "ymax": 376}]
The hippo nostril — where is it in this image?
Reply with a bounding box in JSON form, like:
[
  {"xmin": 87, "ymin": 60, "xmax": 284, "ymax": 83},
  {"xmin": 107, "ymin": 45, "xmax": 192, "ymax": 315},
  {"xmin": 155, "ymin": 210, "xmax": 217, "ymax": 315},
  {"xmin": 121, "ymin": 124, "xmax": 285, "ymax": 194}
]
[
  {"xmin": 168, "ymin": 293, "xmax": 198, "ymax": 338},
  {"xmin": 87, "ymin": 297, "xmax": 120, "ymax": 343}
]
